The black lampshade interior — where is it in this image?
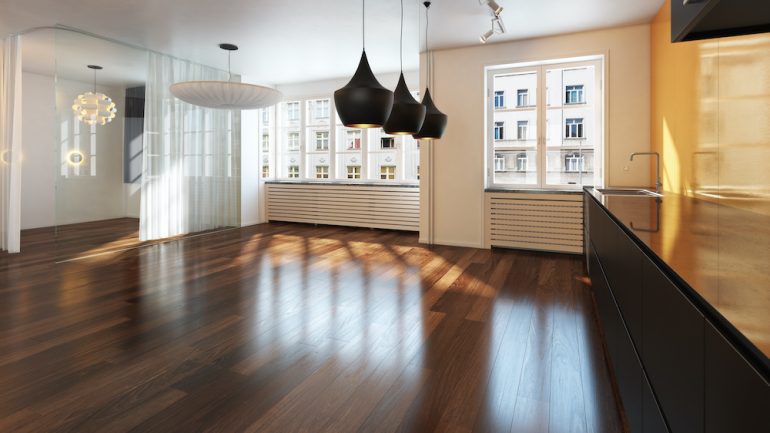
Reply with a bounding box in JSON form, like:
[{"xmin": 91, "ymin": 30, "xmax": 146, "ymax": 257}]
[
  {"xmin": 383, "ymin": 73, "xmax": 426, "ymax": 135},
  {"xmin": 413, "ymin": 88, "xmax": 448, "ymax": 140},
  {"xmin": 334, "ymin": 51, "xmax": 394, "ymax": 128}
]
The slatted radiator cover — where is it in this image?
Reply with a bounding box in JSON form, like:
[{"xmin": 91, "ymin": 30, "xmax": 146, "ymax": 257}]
[
  {"xmin": 267, "ymin": 183, "xmax": 420, "ymax": 232},
  {"xmin": 485, "ymin": 192, "xmax": 584, "ymax": 254}
]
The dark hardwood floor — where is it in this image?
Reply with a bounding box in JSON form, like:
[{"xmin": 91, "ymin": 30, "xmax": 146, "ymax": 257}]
[{"xmin": 0, "ymin": 221, "xmax": 624, "ymax": 433}]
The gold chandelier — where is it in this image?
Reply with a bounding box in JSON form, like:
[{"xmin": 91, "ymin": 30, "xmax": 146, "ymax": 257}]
[{"xmin": 72, "ymin": 65, "xmax": 117, "ymax": 126}]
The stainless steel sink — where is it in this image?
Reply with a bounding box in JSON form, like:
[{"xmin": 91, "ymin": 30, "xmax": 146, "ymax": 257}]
[{"xmin": 597, "ymin": 188, "xmax": 663, "ymax": 198}]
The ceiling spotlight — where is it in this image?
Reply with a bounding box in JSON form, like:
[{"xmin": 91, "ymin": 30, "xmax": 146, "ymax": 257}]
[
  {"xmin": 487, "ymin": 0, "xmax": 503, "ymax": 17},
  {"xmin": 480, "ymin": 28, "xmax": 494, "ymax": 43}
]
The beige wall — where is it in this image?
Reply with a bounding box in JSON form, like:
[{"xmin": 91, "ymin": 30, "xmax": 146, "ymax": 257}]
[{"xmin": 419, "ymin": 24, "xmax": 652, "ymax": 247}]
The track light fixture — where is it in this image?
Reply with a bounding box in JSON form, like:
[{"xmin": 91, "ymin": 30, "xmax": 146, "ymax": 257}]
[
  {"xmin": 479, "ymin": 17, "xmax": 506, "ymax": 44},
  {"xmin": 482, "ymin": 0, "xmax": 504, "ymax": 17}
]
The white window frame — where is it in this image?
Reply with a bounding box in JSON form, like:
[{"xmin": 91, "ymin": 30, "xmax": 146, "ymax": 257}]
[
  {"xmin": 262, "ymin": 164, "xmax": 270, "ymax": 178},
  {"xmin": 379, "ymin": 165, "xmax": 396, "ymax": 180},
  {"xmin": 381, "ymin": 137, "xmax": 395, "ymax": 149},
  {"xmin": 494, "ymin": 90, "xmax": 505, "ymax": 109},
  {"xmin": 315, "ymin": 131, "xmax": 329, "ymax": 151},
  {"xmin": 494, "ymin": 122, "xmax": 504, "ymax": 141},
  {"xmin": 517, "ymin": 121, "xmax": 528, "ymax": 141},
  {"xmin": 288, "ymin": 165, "xmax": 300, "ymax": 178},
  {"xmin": 287, "ymin": 132, "xmax": 300, "ymax": 151},
  {"xmin": 346, "ymin": 165, "xmax": 361, "ymax": 179},
  {"xmin": 485, "ymin": 56, "xmax": 604, "ymax": 190},
  {"xmin": 565, "ymin": 85, "xmax": 585, "ymax": 105},
  {"xmin": 517, "ymin": 89, "xmax": 529, "ymax": 107},
  {"xmin": 565, "ymin": 153, "xmax": 585, "ymax": 173},
  {"xmin": 314, "ymin": 99, "xmax": 330, "ymax": 119},
  {"xmin": 346, "ymin": 130, "xmax": 362, "ymax": 150},
  {"xmin": 315, "ymin": 165, "xmax": 329, "ymax": 179},
  {"xmin": 287, "ymin": 102, "xmax": 300, "ymax": 121}
]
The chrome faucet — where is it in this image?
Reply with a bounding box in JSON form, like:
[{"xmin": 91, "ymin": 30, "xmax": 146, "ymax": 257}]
[{"xmin": 630, "ymin": 152, "xmax": 662, "ymax": 195}]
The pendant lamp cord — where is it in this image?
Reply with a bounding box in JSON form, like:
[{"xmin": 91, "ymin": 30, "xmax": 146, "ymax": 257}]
[
  {"xmin": 227, "ymin": 50, "xmax": 232, "ymax": 82},
  {"xmin": 92, "ymin": 68, "xmax": 96, "ymax": 93},
  {"xmin": 362, "ymin": 0, "xmax": 366, "ymax": 51},
  {"xmin": 425, "ymin": 1, "xmax": 431, "ymax": 89},
  {"xmin": 400, "ymin": 0, "xmax": 404, "ymax": 72}
]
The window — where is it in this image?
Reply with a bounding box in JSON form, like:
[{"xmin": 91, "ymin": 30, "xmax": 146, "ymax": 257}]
[
  {"xmin": 494, "ymin": 122, "xmax": 505, "ymax": 140},
  {"xmin": 261, "ymin": 134, "xmax": 270, "ymax": 152},
  {"xmin": 288, "ymin": 165, "xmax": 300, "ymax": 178},
  {"xmin": 494, "ymin": 91, "xmax": 505, "ymax": 108},
  {"xmin": 346, "ymin": 130, "xmax": 361, "ymax": 150},
  {"xmin": 565, "ymin": 85, "xmax": 584, "ymax": 104},
  {"xmin": 517, "ymin": 121, "xmax": 528, "ymax": 140},
  {"xmin": 565, "ymin": 153, "xmax": 585, "ymax": 172},
  {"xmin": 380, "ymin": 165, "xmax": 396, "ymax": 180},
  {"xmin": 315, "ymin": 131, "xmax": 329, "ymax": 150},
  {"xmin": 517, "ymin": 89, "xmax": 529, "ymax": 107},
  {"xmin": 288, "ymin": 132, "xmax": 300, "ymax": 150},
  {"xmin": 516, "ymin": 153, "xmax": 527, "ymax": 172},
  {"xmin": 494, "ymin": 154, "xmax": 505, "ymax": 172},
  {"xmin": 287, "ymin": 102, "xmax": 300, "ymax": 121},
  {"xmin": 262, "ymin": 165, "xmax": 269, "ymax": 178},
  {"xmin": 314, "ymin": 100, "xmax": 329, "ymax": 119},
  {"xmin": 381, "ymin": 137, "xmax": 395, "ymax": 149},
  {"xmin": 261, "ymin": 110, "xmax": 270, "ymax": 125},
  {"xmin": 347, "ymin": 165, "xmax": 361, "ymax": 179},
  {"xmin": 315, "ymin": 165, "xmax": 329, "ymax": 179},
  {"xmin": 488, "ymin": 58, "xmax": 603, "ymax": 189},
  {"xmin": 565, "ymin": 118, "xmax": 584, "ymax": 139},
  {"xmin": 417, "ymin": 165, "xmax": 420, "ymax": 180}
]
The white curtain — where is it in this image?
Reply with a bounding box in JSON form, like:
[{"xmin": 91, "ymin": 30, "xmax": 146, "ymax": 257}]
[
  {"xmin": 140, "ymin": 52, "xmax": 241, "ymax": 241},
  {"xmin": 0, "ymin": 35, "xmax": 22, "ymax": 253}
]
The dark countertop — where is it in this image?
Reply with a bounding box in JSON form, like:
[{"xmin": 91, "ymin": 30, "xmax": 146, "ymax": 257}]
[
  {"xmin": 585, "ymin": 187, "xmax": 770, "ymax": 373},
  {"xmin": 265, "ymin": 180, "xmax": 419, "ymax": 188}
]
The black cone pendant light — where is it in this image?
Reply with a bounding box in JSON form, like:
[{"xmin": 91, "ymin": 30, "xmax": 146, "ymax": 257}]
[
  {"xmin": 383, "ymin": 0, "xmax": 426, "ymax": 135},
  {"xmin": 335, "ymin": 0, "xmax": 394, "ymax": 128},
  {"xmin": 413, "ymin": 1, "xmax": 448, "ymax": 140}
]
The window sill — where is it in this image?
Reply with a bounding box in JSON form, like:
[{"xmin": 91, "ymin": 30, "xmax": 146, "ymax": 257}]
[{"xmin": 265, "ymin": 180, "xmax": 419, "ymax": 188}]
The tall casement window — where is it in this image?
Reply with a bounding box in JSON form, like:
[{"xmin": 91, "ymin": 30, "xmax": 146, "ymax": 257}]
[
  {"xmin": 494, "ymin": 122, "xmax": 505, "ymax": 140},
  {"xmin": 517, "ymin": 121, "xmax": 528, "ymax": 140},
  {"xmin": 565, "ymin": 118, "xmax": 584, "ymax": 139},
  {"xmin": 517, "ymin": 89, "xmax": 529, "ymax": 107},
  {"xmin": 287, "ymin": 102, "xmax": 300, "ymax": 121},
  {"xmin": 259, "ymin": 96, "xmax": 418, "ymax": 182},
  {"xmin": 494, "ymin": 91, "xmax": 505, "ymax": 109},
  {"xmin": 565, "ymin": 85, "xmax": 585, "ymax": 104},
  {"xmin": 487, "ymin": 56, "xmax": 603, "ymax": 188},
  {"xmin": 315, "ymin": 131, "xmax": 329, "ymax": 150}
]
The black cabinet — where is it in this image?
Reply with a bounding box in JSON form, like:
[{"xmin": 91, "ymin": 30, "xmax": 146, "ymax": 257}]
[
  {"xmin": 672, "ymin": 0, "xmax": 770, "ymax": 42},
  {"xmin": 643, "ymin": 374, "xmax": 670, "ymax": 433},
  {"xmin": 642, "ymin": 257, "xmax": 704, "ymax": 433},
  {"xmin": 585, "ymin": 191, "xmax": 769, "ymax": 433},
  {"xmin": 589, "ymin": 245, "xmax": 643, "ymax": 433},
  {"xmin": 704, "ymin": 322, "xmax": 770, "ymax": 433}
]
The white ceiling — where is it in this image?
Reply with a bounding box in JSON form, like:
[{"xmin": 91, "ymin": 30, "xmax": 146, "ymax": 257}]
[{"xmin": 1, "ymin": 0, "xmax": 664, "ymax": 85}]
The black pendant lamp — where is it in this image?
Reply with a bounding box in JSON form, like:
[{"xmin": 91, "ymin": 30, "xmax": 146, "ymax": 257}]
[
  {"xmin": 335, "ymin": 0, "xmax": 394, "ymax": 128},
  {"xmin": 383, "ymin": 0, "xmax": 426, "ymax": 135},
  {"xmin": 413, "ymin": 1, "xmax": 448, "ymax": 140}
]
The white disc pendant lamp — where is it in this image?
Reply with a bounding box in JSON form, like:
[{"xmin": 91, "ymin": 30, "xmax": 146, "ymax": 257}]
[{"xmin": 170, "ymin": 44, "xmax": 283, "ymax": 110}]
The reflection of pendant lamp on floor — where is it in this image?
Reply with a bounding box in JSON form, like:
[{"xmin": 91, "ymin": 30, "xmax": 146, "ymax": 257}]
[
  {"xmin": 334, "ymin": 0, "xmax": 394, "ymax": 128},
  {"xmin": 413, "ymin": 1, "xmax": 447, "ymax": 141},
  {"xmin": 384, "ymin": 0, "xmax": 426, "ymax": 135},
  {"xmin": 72, "ymin": 65, "xmax": 117, "ymax": 126}
]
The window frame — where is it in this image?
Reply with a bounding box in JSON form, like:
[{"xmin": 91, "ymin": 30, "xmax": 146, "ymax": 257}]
[
  {"xmin": 494, "ymin": 90, "xmax": 505, "ymax": 109},
  {"xmin": 516, "ymin": 89, "xmax": 529, "ymax": 107},
  {"xmin": 565, "ymin": 85, "xmax": 585, "ymax": 105},
  {"xmin": 485, "ymin": 56, "xmax": 604, "ymax": 190}
]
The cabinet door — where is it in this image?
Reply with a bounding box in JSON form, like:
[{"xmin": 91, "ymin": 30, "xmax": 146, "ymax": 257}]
[
  {"xmin": 609, "ymin": 231, "xmax": 643, "ymax": 349},
  {"xmin": 671, "ymin": 0, "xmax": 718, "ymax": 41},
  {"xmin": 642, "ymin": 257, "xmax": 704, "ymax": 433},
  {"xmin": 590, "ymin": 247, "xmax": 642, "ymax": 433},
  {"xmin": 705, "ymin": 322, "xmax": 770, "ymax": 433},
  {"xmin": 643, "ymin": 374, "xmax": 670, "ymax": 433}
]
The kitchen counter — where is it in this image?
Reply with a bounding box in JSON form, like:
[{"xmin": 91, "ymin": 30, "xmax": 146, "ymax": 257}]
[{"xmin": 586, "ymin": 187, "xmax": 770, "ymax": 374}]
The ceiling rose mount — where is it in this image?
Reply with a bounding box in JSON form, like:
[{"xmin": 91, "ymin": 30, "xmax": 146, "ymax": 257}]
[{"xmin": 169, "ymin": 43, "xmax": 283, "ymax": 110}]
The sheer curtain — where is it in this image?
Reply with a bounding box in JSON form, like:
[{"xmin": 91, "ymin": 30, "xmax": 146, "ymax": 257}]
[
  {"xmin": 140, "ymin": 52, "xmax": 241, "ymax": 241},
  {"xmin": 0, "ymin": 35, "xmax": 22, "ymax": 253}
]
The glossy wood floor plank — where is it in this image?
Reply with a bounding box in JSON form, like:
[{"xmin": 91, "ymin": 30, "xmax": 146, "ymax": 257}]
[{"xmin": 0, "ymin": 220, "xmax": 624, "ymax": 433}]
